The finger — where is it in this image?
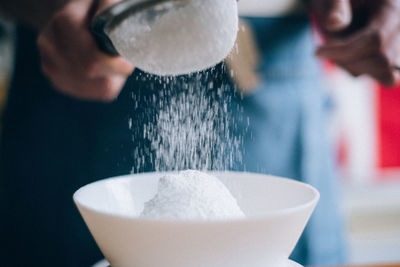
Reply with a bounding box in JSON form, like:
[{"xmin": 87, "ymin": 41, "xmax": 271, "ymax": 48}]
[
  {"xmin": 102, "ymin": 57, "xmax": 135, "ymax": 76},
  {"xmin": 325, "ymin": 0, "xmax": 352, "ymax": 31},
  {"xmin": 46, "ymin": 12, "xmax": 134, "ymax": 77},
  {"xmin": 318, "ymin": 30, "xmax": 400, "ymax": 86},
  {"xmin": 51, "ymin": 73, "xmax": 127, "ymax": 102},
  {"xmin": 314, "ymin": 0, "xmax": 352, "ymax": 32},
  {"xmin": 76, "ymin": 33, "xmax": 134, "ymax": 77},
  {"xmin": 45, "ymin": 5, "xmax": 90, "ymax": 56},
  {"xmin": 37, "ymin": 33, "xmax": 66, "ymax": 77},
  {"xmin": 88, "ymin": 75, "xmax": 128, "ymax": 101},
  {"xmin": 316, "ymin": 29, "xmax": 378, "ymax": 61},
  {"xmin": 339, "ymin": 55, "xmax": 396, "ymax": 86},
  {"xmin": 84, "ymin": 56, "xmax": 135, "ymax": 78}
]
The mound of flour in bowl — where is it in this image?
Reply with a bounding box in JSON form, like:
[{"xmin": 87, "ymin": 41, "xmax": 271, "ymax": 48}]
[
  {"xmin": 141, "ymin": 170, "xmax": 245, "ymax": 220},
  {"xmin": 108, "ymin": 0, "xmax": 238, "ymax": 76}
]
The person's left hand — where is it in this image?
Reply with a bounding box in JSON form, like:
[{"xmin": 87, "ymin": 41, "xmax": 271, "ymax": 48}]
[
  {"xmin": 310, "ymin": 0, "xmax": 400, "ymax": 86},
  {"xmin": 37, "ymin": 0, "xmax": 135, "ymax": 102}
]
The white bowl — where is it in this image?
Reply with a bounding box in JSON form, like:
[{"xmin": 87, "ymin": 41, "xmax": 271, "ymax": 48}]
[{"xmin": 74, "ymin": 171, "xmax": 319, "ymax": 267}]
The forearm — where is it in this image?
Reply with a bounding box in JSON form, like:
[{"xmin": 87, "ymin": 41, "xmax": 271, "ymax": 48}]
[{"xmin": 0, "ymin": 0, "xmax": 68, "ymax": 29}]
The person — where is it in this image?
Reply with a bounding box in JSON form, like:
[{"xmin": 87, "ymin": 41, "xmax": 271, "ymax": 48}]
[{"xmin": 0, "ymin": 0, "xmax": 399, "ymax": 266}]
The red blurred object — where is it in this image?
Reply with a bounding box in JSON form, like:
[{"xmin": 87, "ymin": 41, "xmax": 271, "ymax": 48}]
[{"xmin": 377, "ymin": 84, "xmax": 400, "ymax": 168}]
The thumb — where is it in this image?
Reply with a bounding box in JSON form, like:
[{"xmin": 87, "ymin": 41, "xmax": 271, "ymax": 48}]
[{"xmin": 315, "ymin": 0, "xmax": 353, "ymax": 32}]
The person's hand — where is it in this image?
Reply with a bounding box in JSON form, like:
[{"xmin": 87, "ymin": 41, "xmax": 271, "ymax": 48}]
[
  {"xmin": 37, "ymin": 0, "xmax": 134, "ymax": 102},
  {"xmin": 309, "ymin": 0, "xmax": 400, "ymax": 86}
]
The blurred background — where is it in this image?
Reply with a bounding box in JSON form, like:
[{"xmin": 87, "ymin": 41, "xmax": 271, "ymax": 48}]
[
  {"xmin": 0, "ymin": 16, "xmax": 399, "ymax": 266},
  {"xmin": 327, "ymin": 66, "xmax": 400, "ymax": 265}
]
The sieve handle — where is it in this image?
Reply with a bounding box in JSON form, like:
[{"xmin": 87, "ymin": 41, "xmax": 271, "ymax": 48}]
[{"xmin": 91, "ymin": 11, "xmax": 120, "ymax": 56}]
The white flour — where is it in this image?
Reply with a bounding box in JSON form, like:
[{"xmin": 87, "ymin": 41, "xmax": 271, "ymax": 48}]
[
  {"xmin": 141, "ymin": 170, "xmax": 245, "ymax": 220},
  {"xmin": 137, "ymin": 74, "xmax": 243, "ymax": 172},
  {"xmin": 108, "ymin": 0, "xmax": 238, "ymax": 76}
]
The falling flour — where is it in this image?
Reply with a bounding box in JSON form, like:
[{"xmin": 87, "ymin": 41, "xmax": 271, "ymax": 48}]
[
  {"xmin": 108, "ymin": 0, "xmax": 238, "ymax": 76},
  {"xmin": 141, "ymin": 170, "xmax": 245, "ymax": 220},
  {"xmin": 132, "ymin": 72, "xmax": 245, "ymax": 173}
]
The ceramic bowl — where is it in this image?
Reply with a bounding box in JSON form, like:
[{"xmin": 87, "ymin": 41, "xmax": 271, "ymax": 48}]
[{"xmin": 74, "ymin": 171, "xmax": 319, "ymax": 267}]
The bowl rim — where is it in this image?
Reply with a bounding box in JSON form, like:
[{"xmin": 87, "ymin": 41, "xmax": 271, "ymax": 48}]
[{"xmin": 73, "ymin": 171, "xmax": 320, "ymax": 224}]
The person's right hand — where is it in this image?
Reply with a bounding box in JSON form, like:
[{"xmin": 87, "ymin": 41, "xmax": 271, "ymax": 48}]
[
  {"xmin": 309, "ymin": 0, "xmax": 400, "ymax": 86},
  {"xmin": 37, "ymin": 0, "xmax": 134, "ymax": 102}
]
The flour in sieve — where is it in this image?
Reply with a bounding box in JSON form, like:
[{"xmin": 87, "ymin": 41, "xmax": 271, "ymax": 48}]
[
  {"xmin": 141, "ymin": 170, "xmax": 245, "ymax": 220},
  {"xmin": 108, "ymin": 0, "xmax": 238, "ymax": 76}
]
